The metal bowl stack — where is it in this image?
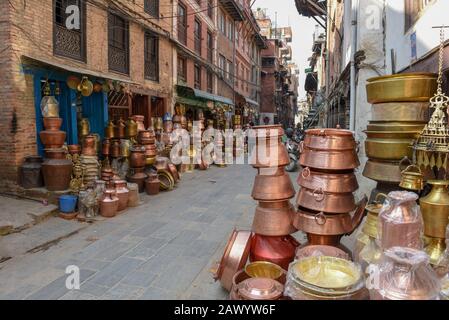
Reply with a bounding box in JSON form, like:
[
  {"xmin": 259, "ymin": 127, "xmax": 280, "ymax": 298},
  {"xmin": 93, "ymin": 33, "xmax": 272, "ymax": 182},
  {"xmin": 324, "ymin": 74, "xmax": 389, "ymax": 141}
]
[{"xmin": 363, "ymin": 73, "xmax": 437, "ymax": 194}]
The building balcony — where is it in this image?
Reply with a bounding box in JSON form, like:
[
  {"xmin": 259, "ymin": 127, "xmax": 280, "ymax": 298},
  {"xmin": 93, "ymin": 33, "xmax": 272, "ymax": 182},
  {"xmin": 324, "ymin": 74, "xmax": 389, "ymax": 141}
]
[
  {"xmin": 219, "ymin": 0, "xmax": 245, "ymax": 21},
  {"xmin": 294, "ymin": 0, "xmax": 327, "ymax": 17}
]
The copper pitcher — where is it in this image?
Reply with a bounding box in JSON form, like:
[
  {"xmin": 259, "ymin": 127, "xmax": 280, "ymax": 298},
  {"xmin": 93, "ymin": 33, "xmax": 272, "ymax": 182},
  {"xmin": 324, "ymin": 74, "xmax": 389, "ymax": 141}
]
[
  {"xmin": 296, "ymin": 186, "xmax": 357, "ymax": 214},
  {"xmin": 252, "ymin": 172, "xmax": 296, "ymax": 202},
  {"xmin": 250, "ymin": 235, "xmax": 299, "ymax": 271},
  {"xmin": 299, "ymin": 147, "xmax": 360, "ymax": 171},
  {"xmin": 298, "ymin": 167, "xmax": 359, "ymax": 193},
  {"xmin": 252, "ymin": 201, "xmax": 297, "ymax": 236},
  {"xmin": 303, "ymin": 128, "xmax": 357, "ymax": 151},
  {"xmin": 82, "ymin": 135, "xmax": 97, "ymax": 156},
  {"xmin": 114, "ymin": 180, "xmax": 129, "ymax": 212},
  {"xmin": 131, "ymin": 115, "xmax": 145, "ymax": 132},
  {"xmin": 100, "ymin": 189, "xmax": 119, "ymax": 218}
]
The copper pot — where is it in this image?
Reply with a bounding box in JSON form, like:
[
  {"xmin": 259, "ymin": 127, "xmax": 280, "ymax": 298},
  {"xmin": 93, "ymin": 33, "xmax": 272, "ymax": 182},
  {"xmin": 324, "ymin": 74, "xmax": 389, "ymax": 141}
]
[
  {"xmin": 303, "ymin": 234, "xmax": 352, "ymax": 257},
  {"xmin": 250, "ymin": 141, "xmax": 290, "ymax": 168},
  {"xmin": 252, "ymin": 172, "xmax": 295, "ymax": 202},
  {"xmin": 129, "ymin": 145, "xmax": 146, "ymax": 168},
  {"xmin": 229, "ymin": 268, "xmax": 287, "ymax": 300},
  {"xmin": 236, "ymin": 278, "xmax": 284, "ymax": 300},
  {"xmin": 104, "ymin": 120, "xmax": 115, "ymax": 139},
  {"xmin": 41, "ymin": 152, "xmax": 72, "ymax": 191},
  {"xmin": 100, "ymin": 189, "xmax": 119, "ymax": 218},
  {"xmin": 82, "ymin": 135, "xmax": 97, "ymax": 156},
  {"xmin": 127, "ymin": 168, "xmax": 148, "ymax": 193},
  {"xmin": 252, "ymin": 201, "xmax": 297, "ymax": 236},
  {"xmin": 102, "ymin": 139, "xmax": 111, "ymax": 156},
  {"xmin": 299, "ymin": 147, "xmax": 360, "ymax": 171},
  {"xmin": 43, "ymin": 117, "xmax": 62, "ymax": 130},
  {"xmin": 39, "ymin": 129, "xmax": 66, "ymax": 149},
  {"xmin": 145, "ymin": 174, "xmax": 160, "ymax": 195},
  {"xmin": 131, "ymin": 115, "xmax": 145, "ymax": 132},
  {"xmin": 296, "ymin": 186, "xmax": 357, "ymax": 214},
  {"xmin": 296, "ymin": 245, "xmax": 350, "ymax": 260},
  {"xmin": 294, "ymin": 196, "xmax": 367, "ymax": 236},
  {"xmin": 298, "ymin": 167, "xmax": 358, "ymax": 193},
  {"xmin": 250, "ymin": 235, "xmax": 299, "ymax": 271},
  {"xmin": 213, "ymin": 229, "xmax": 252, "ymax": 291},
  {"xmin": 154, "ymin": 156, "xmax": 170, "ymax": 171},
  {"xmin": 303, "ymin": 128, "xmax": 357, "ymax": 151},
  {"xmin": 138, "ymin": 130, "xmax": 155, "ymax": 144},
  {"xmin": 110, "ymin": 140, "xmax": 121, "ymax": 158},
  {"xmin": 68, "ymin": 144, "xmax": 81, "ymax": 155},
  {"xmin": 114, "ymin": 180, "xmax": 129, "ymax": 212}
]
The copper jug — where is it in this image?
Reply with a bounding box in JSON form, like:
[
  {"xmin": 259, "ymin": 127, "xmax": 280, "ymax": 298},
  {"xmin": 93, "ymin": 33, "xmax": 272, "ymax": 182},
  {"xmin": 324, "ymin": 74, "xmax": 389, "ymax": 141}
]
[
  {"xmin": 110, "ymin": 140, "xmax": 121, "ymax": 158},
  {"xmin": 379, "ymin": 191, "xmax": 423, "ymax": 250},
  {"xmin": 115, "ymin": 118, "xmax": 126, "ymax": 139},
  {"xmin": 145, "ymin": 173, "xmax": 160, "ymax": 195},
  {"xmin": 132, "ymin": 115, "xmax": 145, "ymax": 132},
  {"xmin": 250, "ymin": 235, "xmax": 299, "ymax": 271},
  {"xmin": 82, "ymin": 135, "xmax": 97, "ymax": 156},
  {"xmin": 100, "ymin": 189, "xmax": 119, "ymax": 218},
  {"xmin": 104, "ymin": 120, "xmax": 115, "ymax": 139},
  {"xmin": 370, "ymin": 247, "xmax": 441, "ymax": 300},
  {"xmin": 114, "ymin": 180, "xmax": 129, "ymax": 212}
]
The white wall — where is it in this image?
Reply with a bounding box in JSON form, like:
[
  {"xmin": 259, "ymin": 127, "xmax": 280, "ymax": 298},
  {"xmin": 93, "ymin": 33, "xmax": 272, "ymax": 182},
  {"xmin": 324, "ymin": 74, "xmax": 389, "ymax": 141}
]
[{"xmin": 385, "ymin": 0, "xmax": 449, "ymax": 73}]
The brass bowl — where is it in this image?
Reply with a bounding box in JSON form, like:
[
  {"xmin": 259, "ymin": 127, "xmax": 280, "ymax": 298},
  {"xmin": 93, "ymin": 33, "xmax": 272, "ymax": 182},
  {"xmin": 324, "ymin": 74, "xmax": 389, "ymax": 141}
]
[
  {"xmin": 363, "ymin": 159, "xmax": 402, "ymax": 183},
  {"xmin": 245, "ymin": 261, "xmax": 285, "ymax": 280},
  {"xmin": 367, "ymin": 121, "xmax": 426, "ymax": 132},
  {"xmin": 365, "ymin": 138, "xmax": 414, "ymax": 160},
  {"xmin": 366, "ymin": 73, "xmax": 437, "ymax": 104},
  {"xmin": 364, "ymin": 130, "xmax": 420, "ymax": 139},
  {"xmin": 290, "ymin": 256, "xmax": 362, "ymax": 291},
  {"xmin": 371, "ymin": 102, "xmax": 430, "ymax": 122}
]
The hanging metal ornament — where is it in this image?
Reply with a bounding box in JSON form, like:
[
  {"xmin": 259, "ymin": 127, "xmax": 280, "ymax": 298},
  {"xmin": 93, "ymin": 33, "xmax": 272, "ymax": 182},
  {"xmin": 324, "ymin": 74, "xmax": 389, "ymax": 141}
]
[{"xmin": 413, "ymin": 27, "xmax": 449, "ymax": 178}]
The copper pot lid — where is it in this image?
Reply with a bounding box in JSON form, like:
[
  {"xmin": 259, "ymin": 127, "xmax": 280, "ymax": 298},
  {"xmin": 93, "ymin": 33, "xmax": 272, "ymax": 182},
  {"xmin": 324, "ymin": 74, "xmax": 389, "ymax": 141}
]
[
  {"xmin": 213, "ymin": 229, "xmax": 252, "ymax": 291},
  {"xmin": 237, "ymin": 277, "xmax": 284, "ymax": 300}
]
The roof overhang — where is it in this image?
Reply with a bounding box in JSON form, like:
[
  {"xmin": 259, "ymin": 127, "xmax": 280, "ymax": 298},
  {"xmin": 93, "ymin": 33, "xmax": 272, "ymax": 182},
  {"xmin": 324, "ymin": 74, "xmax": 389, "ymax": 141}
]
[{"xmin": 219, "ymin": 0, "xmax": 245, "ymax": 21}]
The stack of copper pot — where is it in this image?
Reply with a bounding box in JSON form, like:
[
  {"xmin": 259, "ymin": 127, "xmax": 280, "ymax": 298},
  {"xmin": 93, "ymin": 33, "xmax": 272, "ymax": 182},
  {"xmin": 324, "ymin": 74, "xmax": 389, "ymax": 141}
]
[
  {"xmin": 40, "ymin": 116, "xmax": 72, "ymax": 191},
  {"xmin": 127, "ymin": 145, "xmax": 148, "ymax": 193},
  {"xmin": 250, "ymin": 125, "xmax": 299, "ymax": 270},
  {"xmin": 294, "ymin": 129, "xmax": 367, "ymax": 257},
  {"xmin": 80, "ymin": 134, "xmax": 100, "ymax": 186},
  {"xmin": 363, "ymin": 73, "xmax": 436, "ymax": 198},
  {"xmin": 138, "ymin": 129, "xmax": 157, "ymax": 166}
]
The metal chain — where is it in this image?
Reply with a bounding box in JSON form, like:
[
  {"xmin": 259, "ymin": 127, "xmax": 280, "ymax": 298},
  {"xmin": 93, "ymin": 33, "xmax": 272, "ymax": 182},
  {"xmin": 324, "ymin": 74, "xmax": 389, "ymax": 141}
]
[{"xmin": 437, "ymin": 27, "xmax": 445, "ymax": 94}]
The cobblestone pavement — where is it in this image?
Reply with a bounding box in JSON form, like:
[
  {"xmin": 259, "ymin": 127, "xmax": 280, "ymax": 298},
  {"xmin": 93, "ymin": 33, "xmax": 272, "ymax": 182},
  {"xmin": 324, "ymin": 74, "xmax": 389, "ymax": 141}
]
[{"xmin": 0, "ymin": 164, "xmax": 359, "ymax": 300}]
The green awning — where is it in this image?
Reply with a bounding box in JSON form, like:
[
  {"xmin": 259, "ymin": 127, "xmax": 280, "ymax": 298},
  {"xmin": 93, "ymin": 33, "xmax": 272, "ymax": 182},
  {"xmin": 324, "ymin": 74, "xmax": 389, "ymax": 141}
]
[
  {"xmin": 175, "ymin": 96, "xmax": 207, "ymax": 108},
  {"xmin": 176, "ymin": 85, "xmax": 234, "ymax": 106}
]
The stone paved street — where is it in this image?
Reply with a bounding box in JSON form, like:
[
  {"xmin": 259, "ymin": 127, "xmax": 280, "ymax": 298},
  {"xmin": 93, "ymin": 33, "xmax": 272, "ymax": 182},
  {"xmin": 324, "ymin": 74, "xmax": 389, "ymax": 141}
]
[{"xmin": 0, "ymin": 164, "xmax": 360, "ymax": 300}]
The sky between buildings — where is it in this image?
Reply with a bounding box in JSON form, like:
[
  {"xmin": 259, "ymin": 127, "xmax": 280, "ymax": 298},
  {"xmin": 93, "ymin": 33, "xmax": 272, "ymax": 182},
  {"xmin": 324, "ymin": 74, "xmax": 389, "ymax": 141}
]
[{"xmin": 254, "ymin": 0, "xmax": 319, "ymax": 100}]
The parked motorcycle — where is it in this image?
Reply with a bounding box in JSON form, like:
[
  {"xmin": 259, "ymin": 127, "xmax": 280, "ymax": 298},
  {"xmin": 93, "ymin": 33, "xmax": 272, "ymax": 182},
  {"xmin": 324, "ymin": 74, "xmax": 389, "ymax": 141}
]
[{"xmin": 285, "ymin": 138, "xmax": 299, "ymax": 172}]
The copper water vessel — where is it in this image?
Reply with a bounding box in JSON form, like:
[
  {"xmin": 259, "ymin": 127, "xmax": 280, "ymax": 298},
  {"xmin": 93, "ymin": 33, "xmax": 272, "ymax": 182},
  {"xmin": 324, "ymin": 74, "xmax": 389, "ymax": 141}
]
[
  {"xmin": 298, "ymin": 167, "xmax": 359, "ymax": 193},
  {"xmin": 100, "ymin": 189, "xmax": 119, "ymax": 218},
  {"xmin": 110, "ymin": 140, "xmax": 121, "ymax": 158},
  {"xmin": 131, "ymin": 115, "xmax": 145, "ymax": 132},
  {"xmin": 379, "ymin": 191, "xmax": 423, "ymax": 250},
  {"xmin": 19, "ymin": 156, "xmax": 44, "ymax": 189},
  {"xmin": 294, "ymin": 196, "xmax": 367, "ymax": 236},
  {"xmin": 41, "ymin": 149, "xmax": 72, "ymax": 191},
  {"xmin": 114, "ymin": 180, "xmax": 129, "ymax": 212},
  {"xmin": 296, "ymin": 187, "xmax": 357, "ymax": 214},
  {"xmin": 126, "ymin": 118, "xmax": 138, "ymax": 138},
  {"xmin": 252, "ymin": 201, "xmax": 297, "ymax": 236},
  {"xmin": 43, "ymin": 117, "xmax": 63, "ymax": 130},
  {"xmin": 102, "ymin": 139, "xmax": 111, "ymax": 156},
  {"xmin": 127, "ymin": 168, "xmax": 147, "ymax": 193},
  {"xmin": 300, "ymin": 147, "xmax": 360, "ymax": 171},
  {"xmin": 145, "ymin": 173, "xmax": 160, "ymax": 195},
  {"xmin": 213, "ymin": 229, "xmax": 252, "ymax": 291},
  {"xmin": 303, "ymin": 128, "xmax": 357, "ymax": 151},
  {"xmin": 252, "ymin": 172, "xmax": 296, "ymax": 202},
  {"xmin": 129, "ymin": 145, "xmax": 146, "ymax": 168},
  {"xmin": 250, "ymin": 234, "xmax": 299, "ymax": 271},
  {"xmin": 82, "ymin": 135, "xmax": 97, "ymax": 156},
  {"xmin": 115, "ymin": 118, "xmax": 126, "ymax": 139},
  {"xmin": 40, "ymin": 118, "xmax": 66, "ymax": 149},
  {"xmin": 104, "ymin": 120, "xmax": 115, "ymax": 139}
]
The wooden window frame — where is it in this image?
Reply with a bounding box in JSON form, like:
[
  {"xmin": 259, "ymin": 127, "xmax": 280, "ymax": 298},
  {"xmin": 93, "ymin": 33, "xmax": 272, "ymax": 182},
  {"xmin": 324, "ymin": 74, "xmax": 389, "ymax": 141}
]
[
  {"xmin": 194, "ymin": 18, "xmax": 202, "ymax": 55},
  {"xmin": 207, "ymin": 70, "xmax": 213, "ymax": 93},
  {"xmin": 144, "ymin": 31, "xmax": 159, "ymax": 81},
  {"xmin": 404, "ymin": 0, "xmax": 434, "ymax": 32},
  {"xmin": 194, "ymin": 64, "xmax": 202, "ymax": 89},
  {"xmin": 144, "ymin": 0, "xmax": 159, "ymax": 18},
  {"xmin": 207, "ymin": 30, "xmax": 213, "ymax": 63},
  {"xmin": 178, "ymin": 2, "xmax": 187, "ymax": 45},
  {"xmin": 177, "ymin": 55, "xmax": 187, "ymax": 83},
  {"xmin": 108, "ymin": 12, "xmax": 130, "ymax": 75}
]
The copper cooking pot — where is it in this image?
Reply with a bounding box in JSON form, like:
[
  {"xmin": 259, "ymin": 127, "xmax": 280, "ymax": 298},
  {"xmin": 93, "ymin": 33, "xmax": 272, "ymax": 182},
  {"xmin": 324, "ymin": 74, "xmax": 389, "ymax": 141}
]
[
  {"xmin": 294, "ymin": 196, "xmax": 368, "ymax": 236},
  {"xmin": 129, "ymin": 145, "xmax": 146, "ymax": 168},
  {"xmin": 296, "ymin": 186, "xmax": 358, "ymax": 214},
  {"xmin": 43, "ymin": 117, "xmax": 63, "ymax": 130},
  {"xmin": 229, "ymin": 268, "xmax": 287, "ymax": 300},
  {"xmin": 252, "ymin": 124, "xmax": 284, "ymax": 141},
  {"xmin": 250, "ymin": 234, "xmax": 299, "ymax": 271},
  {"xmin": 299, "ymin": 147, "xmax": 360, "ymax": 171},
  {"xmin": 110, "ymin": 140, "xmax": 121, "ymax": 158},
  {"xmin": 102, "ymin": 139, "xmax": 111, "ymax": 156},
  {"xmin": 138, "ymin": 130, "xmax": 155, "ymax": 144},
  {"xmin": 154, "ymin": 156, "xmax": 170, "ymax": 171},
  {"xmin": 39, "ymin": 129, "xmax": 66, "ymax": 149},
  {"xmin": 252, "ymin": 201, "xmax": 297, "ymax": 236},
  {"xmin": 303, "ymin": 128, "xmax": 357, "ymax": 151},
  {"xmin": 298, "ymin": 167, "xmax": 359, "ymax": 193},
  {"xmin": 250, "ymin": 141, "xmax": 290, "ymax": 168},
  {"xmin": 82, "ymin": 135, "xmax": 97, "ymax": 156},
  {"xmin": 252, "ymin": 172, "xmax": 295, "ymax": 202},
  {"xmin": 213, "ymin": 229, "xmax": 252, "ymax": 291}
]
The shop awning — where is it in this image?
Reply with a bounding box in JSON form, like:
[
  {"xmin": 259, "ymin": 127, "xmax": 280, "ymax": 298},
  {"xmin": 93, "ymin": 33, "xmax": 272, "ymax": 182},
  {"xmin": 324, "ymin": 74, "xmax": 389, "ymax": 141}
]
[
  {"xmin": 176, "ymin": 85, "xmax": 234, "ymax": 106},
  {"xmin": 176, "ymin": 96, "xmax": 207, "ymax": 108},
  {"xmin": 245, "ymin": 97, "xmax": 259, "ymax": 107}
]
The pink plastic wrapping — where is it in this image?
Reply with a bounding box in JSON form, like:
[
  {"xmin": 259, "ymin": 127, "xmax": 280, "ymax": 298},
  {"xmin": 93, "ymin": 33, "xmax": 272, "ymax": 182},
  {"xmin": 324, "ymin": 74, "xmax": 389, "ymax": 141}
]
[
  {"xmin": 296, "ymin": 245, "xmax": 350, "ymax": 261},
  {"xmin": 354, "ymin": 232, "xmax": 382, "ymax": 272},
  {"xmin": 369, "ymin": 247, "xmax": 440, "ymax": 300},
  {"xmin": 378, "ymin": 191, "xmax": 423, "ymax": 250}
]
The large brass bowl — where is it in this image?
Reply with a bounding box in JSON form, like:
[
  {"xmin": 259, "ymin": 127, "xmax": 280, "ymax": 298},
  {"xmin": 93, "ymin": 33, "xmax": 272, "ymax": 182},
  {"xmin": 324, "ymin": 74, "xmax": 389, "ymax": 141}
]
[
  {"xmin": 363, "ymin": 160, "xmax": 402, "ymax": 183},
  {"xmin": 366, "ymin": 73, "xmax": 437, "ymax": 104},
  {"xmin": 245, "ymin": 261, "xmax": 285, "ymax": 280},
  {"xmin": 371, "ymin": 102, "xmax": 430, "ymax": 122},
  {"xmin": 364, "ymin": 130, "xmax": 420, "ymax": 139},
  {"xmin": 365, "ymin": 138, "xmax": 414, "ymax": 160},
  {"xmin": 367, "ymin": 121, "xmax": 426, "ymax": 132}
]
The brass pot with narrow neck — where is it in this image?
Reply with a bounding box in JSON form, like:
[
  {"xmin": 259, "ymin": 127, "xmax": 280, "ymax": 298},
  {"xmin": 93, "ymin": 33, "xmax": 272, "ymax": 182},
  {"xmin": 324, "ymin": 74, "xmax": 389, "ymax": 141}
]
[{"xmin": 420, "ymin": 180, "xmax": 449, "ymax": 265}]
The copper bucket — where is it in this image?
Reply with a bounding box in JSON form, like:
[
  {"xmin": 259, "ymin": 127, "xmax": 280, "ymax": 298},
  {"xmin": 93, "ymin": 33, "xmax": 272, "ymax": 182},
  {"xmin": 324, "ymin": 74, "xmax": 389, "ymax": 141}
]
[
  {"xmin": 296, "ymin": 186, "xmax": 357, "ymax": 214},
  {"xmin": 252, "ymin": 172, "xmax": 296, "ymax": 202},
  {"xmin": 252, "ymin": 201, "xmax": 297, "ymax": 236},
  {"xmin": 299, "ymin": 146, "xmax": 360, "ymax": 171},
  {"xmin": 303, "ymin": 128, "xmax": 357, "ymax": 150},
  {"xmin": 298, "ymin": 167, "xmax": 359, "ymax": 193}
]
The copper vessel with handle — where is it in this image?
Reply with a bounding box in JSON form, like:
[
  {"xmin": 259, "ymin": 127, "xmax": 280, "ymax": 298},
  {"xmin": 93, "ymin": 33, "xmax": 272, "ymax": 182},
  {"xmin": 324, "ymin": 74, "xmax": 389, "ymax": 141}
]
[
  {"xmin": 250, "ymin": 234, "xmax": 299, "ymax": 271},
  {"xmin": 303, "ymin": 128, "xmax": 357, "ymax": 151},
  {"xmin": 296, "ymin": 186, "xmax": 357, "ymax": 214},
  {"xmin": 298, "ymin": 167, "xmax": 359, "ymax": 193},
  {"xmin": 299, "ymin": 146, "xmax": 360, "ymax": 171}
]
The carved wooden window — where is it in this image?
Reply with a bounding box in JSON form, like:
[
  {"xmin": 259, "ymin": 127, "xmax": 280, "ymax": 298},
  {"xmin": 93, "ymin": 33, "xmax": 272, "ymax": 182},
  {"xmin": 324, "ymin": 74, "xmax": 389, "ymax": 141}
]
[
  {"xmin": 178, "ymin": 2, "xmax": 187, "ymax": 45},
  {"xmin": 145, "ymin": 31, "xmax": 159, "ymax": 81},
  {"xmin": 177, "ymin": 55, "xmax": 187, "ymax": 83},
  {"xmin": 108, "ymin": 12, "xmax": 130, "ymax": 74},
  {"xmin": 194, "ymin": 64, "xmax": 202, "ymax": 89},
  {"xmin": 144, "ymin": 0, "xmax": 159, "ymax": 18},
  {"xmin": 194, "ymin": 18, "xmax": 202, "ymax": 55},
  {"xmin": 53, "ymin": 0, "xmax": 86, "ymax": 61}
]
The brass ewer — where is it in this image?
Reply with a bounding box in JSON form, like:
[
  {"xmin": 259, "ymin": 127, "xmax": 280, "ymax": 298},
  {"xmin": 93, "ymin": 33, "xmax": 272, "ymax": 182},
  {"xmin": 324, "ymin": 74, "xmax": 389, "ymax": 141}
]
[
  {"xmin": 400, "ymin": 165, "xmax": 424, "ymax": 191},
  {"xmin": 420, "ymin": 180, "xmax": 449, "ymax": 265}
]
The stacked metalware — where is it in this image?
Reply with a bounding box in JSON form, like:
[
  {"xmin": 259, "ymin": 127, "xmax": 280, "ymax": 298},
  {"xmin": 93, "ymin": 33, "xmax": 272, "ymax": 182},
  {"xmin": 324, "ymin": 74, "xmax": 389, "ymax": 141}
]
[
  {"xmin": 294, "ymin": 129, "xmax": 367, "ymax": 257},
  {"xmin": 363, "ymin": 73, "xmax": 437, "ymax": 196}
]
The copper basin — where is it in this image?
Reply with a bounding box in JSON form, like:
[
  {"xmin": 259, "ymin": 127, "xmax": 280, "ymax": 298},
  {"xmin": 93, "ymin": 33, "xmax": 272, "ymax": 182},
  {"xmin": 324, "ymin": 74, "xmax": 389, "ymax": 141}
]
[
  {"xmin": 252, "ymin": 172, "xmax": 295, "ymax": 202},
  {"xmin": 303, "ymin": 128, "xmax": 357, "ymax": 150},
  {"xmin": 296, "ymin": 186, "xmax": 357, "ymax": 214},
  {"xmin": 298, "ymin": 167, "xmax": 359, "ymax": 193},
  {"xmin": 252, "ymin": 201, "xmax": 297, "ymax": 236},
  {"xmin": 300, "ymin": 147, "xmax": 360, "ymax": 171}
]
